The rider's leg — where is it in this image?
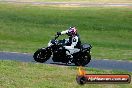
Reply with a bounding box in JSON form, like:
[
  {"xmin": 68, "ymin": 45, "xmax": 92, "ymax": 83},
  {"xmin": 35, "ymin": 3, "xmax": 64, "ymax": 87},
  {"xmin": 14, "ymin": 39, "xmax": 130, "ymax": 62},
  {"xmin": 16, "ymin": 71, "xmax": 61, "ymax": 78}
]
[{"xmin": 66, "ymin": 50, "xmax": 73, "ymax": 58}]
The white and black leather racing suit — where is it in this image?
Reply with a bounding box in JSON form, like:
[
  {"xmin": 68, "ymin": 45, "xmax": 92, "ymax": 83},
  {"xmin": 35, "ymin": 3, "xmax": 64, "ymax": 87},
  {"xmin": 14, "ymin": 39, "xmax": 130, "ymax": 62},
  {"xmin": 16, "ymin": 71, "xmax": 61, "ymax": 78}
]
[{"xmin": 60, "ymin": 30, "xmax": 81, "ymax": 57}]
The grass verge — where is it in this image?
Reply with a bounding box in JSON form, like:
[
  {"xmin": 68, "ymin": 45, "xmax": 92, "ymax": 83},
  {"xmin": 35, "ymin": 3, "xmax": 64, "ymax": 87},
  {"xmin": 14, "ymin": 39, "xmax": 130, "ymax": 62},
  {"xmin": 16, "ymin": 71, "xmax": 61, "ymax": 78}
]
[
  {"xmin": 3, "ymin": 0, "xmax": 132, "ymax": 3},
  {"xmin": 0, "ymin": 60, "xmax": 132, "ymax": 88}
]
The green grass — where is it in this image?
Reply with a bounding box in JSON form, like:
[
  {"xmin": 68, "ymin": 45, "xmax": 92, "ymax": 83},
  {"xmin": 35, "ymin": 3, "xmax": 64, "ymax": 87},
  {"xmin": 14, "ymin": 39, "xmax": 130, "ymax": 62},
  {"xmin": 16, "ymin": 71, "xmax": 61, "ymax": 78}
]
[
  {"xmin": 0, "ymin": 60, "xmax": 132, "ymax": 88},
  {"xmin": 0, "ymin": 3, "xmax": 132, "ymax": 60},
  {"xmin": 6, "ymin": 0, "xmax": 132, "ymax": 3}
]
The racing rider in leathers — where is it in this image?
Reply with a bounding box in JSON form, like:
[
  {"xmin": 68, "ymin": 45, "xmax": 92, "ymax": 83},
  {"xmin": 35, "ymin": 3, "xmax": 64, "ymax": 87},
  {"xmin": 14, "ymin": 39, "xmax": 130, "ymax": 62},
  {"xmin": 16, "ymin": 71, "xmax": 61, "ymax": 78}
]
[{"xmin": 56, "ymin": 27, "xmax": 81, "ymax": 63}]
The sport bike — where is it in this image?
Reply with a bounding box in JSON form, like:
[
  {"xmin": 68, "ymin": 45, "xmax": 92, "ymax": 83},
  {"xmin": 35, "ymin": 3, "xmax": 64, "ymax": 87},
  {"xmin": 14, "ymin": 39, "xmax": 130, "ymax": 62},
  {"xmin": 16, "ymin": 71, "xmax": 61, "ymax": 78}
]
[{"xmin": 33, "ymin": 35, "xmax": 92, "ymax": 66}]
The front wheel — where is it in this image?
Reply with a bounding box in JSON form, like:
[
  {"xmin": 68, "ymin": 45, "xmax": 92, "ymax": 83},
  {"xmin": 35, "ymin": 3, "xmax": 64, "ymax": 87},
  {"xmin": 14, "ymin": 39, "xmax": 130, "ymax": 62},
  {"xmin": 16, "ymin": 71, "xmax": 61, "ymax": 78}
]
[
  {"xmin": 74, "ymin": 52, "xmax": 91, "ymax": 66},
  {"xmin": 33, "ymin": 48, "xmax": 51, "ymax": 63}
]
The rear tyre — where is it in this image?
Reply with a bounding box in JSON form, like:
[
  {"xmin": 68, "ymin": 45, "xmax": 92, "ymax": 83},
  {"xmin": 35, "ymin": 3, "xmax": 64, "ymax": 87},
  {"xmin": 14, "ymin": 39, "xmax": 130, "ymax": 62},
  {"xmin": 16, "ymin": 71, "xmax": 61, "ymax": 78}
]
[
  {"xmin": 74, "ymin": 52, "xmax": 91, "ymax": 66},
  {"xmin": 33, "ymin": 48, "xmax": 51, "ymax": 63}
]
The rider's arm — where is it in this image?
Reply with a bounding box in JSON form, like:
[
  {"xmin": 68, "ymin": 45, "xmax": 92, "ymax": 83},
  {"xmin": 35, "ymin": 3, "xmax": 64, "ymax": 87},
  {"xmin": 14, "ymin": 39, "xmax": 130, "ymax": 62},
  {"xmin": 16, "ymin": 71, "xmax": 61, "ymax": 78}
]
[
  {"xmin": 57, "ymin": 30, "xmax": 68, "ymax": 36},
  {"xmin": 61, "ymin": 30, "xmax": 68, "ymax": 35}
]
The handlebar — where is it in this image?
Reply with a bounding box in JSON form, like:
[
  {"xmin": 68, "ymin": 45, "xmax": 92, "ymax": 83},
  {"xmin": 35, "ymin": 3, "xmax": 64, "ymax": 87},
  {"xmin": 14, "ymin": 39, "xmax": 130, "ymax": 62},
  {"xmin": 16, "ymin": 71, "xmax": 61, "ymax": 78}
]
[
  {"xmin": 51, "ymin": 35, "xmax": 66, "ymax": 46},
  {"xmin": 55, "ymin": 35, "xmax": 59, "ymax": 40}
]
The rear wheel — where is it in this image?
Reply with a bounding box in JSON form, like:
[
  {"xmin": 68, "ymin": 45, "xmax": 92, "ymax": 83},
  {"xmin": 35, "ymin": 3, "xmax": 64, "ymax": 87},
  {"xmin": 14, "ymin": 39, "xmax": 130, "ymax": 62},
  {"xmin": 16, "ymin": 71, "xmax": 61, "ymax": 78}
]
[
  {"xmin": 74, "ymin": 52, "xmax": 91, "ymax": 66},
  {"xmin": 33, "ymin": 48, "xmax": 51, "ymax": 63}
]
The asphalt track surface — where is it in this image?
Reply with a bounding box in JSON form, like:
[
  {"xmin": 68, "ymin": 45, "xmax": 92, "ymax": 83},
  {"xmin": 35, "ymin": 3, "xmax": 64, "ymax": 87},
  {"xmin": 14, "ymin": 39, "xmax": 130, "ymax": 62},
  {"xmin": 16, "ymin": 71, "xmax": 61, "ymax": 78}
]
[
  {"xmin": 0, "ymin": 0, "xmax": 132, "ymax": 7},
  {"xmin": 0, "ymin": 52, "xmax": 132, "ymax": 72}
]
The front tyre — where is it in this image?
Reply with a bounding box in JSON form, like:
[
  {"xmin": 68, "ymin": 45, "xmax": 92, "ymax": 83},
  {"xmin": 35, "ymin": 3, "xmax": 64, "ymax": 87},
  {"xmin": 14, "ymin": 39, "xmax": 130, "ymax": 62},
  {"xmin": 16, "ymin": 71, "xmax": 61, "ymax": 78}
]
[
  {"xmin": 74, "ymin": 52, "xmax": 91, "ymax": 66},
  {"xmin": 33, "ymin": 48, "xmax": 51, "ymax": 63}
]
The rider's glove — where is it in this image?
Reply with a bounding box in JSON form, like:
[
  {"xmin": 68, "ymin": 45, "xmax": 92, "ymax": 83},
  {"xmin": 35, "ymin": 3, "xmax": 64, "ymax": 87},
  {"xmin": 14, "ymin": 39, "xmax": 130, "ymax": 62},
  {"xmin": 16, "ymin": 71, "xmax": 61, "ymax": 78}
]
[{"xmin": 57, "ymin": 32, "xmax": 61, "ymax": 35}]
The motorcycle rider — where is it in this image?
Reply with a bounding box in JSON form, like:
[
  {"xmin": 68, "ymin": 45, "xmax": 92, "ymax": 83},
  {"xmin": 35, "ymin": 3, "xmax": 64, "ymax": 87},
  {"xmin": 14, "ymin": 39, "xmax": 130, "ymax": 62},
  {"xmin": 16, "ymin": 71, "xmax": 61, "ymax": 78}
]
[{"xmin": 56, "ymin": 27, "xmax": 81, "ymax": 63}]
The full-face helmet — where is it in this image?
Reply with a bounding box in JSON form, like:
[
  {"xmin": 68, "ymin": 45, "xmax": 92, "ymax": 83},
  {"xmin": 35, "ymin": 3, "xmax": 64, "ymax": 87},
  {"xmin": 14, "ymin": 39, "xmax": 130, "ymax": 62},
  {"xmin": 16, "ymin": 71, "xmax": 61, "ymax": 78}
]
[{"xmin": 68, "ymin": 27, "xmax": 77, "ymax": 36}]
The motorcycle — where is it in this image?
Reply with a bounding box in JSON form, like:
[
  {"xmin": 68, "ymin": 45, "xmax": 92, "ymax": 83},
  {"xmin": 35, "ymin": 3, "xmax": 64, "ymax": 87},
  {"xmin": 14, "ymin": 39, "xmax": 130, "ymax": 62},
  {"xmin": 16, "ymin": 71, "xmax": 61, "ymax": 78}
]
[{"xmin": 33, "ymin": 35, "xmax": 92, "ymax": 66}]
